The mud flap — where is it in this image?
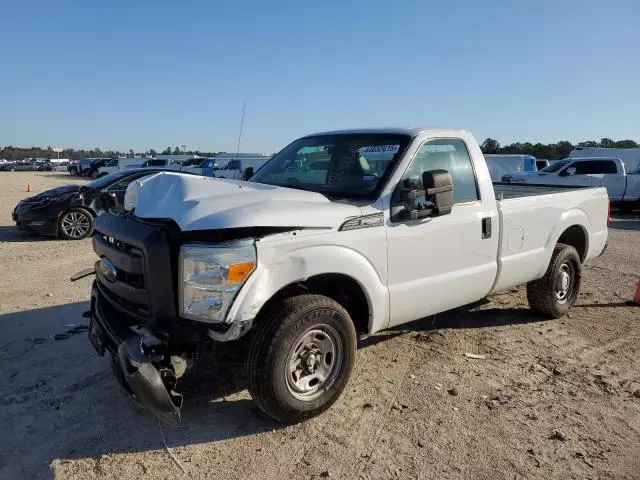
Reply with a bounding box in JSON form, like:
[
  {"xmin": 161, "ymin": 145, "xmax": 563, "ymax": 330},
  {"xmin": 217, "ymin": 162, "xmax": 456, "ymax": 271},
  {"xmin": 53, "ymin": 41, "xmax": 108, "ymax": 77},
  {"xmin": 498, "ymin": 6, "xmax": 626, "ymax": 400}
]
[{"xmin": 116, "ymin": 337, "xmax": 183, "ymax": 425}]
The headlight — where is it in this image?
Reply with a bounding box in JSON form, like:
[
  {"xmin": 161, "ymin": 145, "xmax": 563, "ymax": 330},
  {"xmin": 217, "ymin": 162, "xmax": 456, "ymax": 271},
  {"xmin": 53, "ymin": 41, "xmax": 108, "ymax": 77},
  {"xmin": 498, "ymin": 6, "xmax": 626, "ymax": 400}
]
[
  {"xmin": 179, "ymin": 240, "xmax": 256, "ymax": 323},
  {"xmin": 124, "ymin": 180, "xmax": 141, "ymax": 211}
]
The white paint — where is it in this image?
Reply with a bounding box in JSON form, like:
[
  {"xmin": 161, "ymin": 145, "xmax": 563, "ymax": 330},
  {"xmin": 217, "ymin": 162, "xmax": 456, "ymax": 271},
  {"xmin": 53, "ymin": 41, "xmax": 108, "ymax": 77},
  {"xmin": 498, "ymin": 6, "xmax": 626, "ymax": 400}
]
[
  {"xmin": 131, "ymin": 172, "xmax": 362, "ymax": 231},
  {"xmin": 131, "ymin": 128, "xmax": 609, "ymax": 336}
]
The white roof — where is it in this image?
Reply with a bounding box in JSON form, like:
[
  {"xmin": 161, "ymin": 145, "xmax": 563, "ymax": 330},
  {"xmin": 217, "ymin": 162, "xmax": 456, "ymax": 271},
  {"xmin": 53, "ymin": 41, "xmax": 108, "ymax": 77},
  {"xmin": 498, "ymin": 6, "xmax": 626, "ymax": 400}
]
[{"xmin": 305, "ymin": 127, "xmax": 468, "ymax": 138}]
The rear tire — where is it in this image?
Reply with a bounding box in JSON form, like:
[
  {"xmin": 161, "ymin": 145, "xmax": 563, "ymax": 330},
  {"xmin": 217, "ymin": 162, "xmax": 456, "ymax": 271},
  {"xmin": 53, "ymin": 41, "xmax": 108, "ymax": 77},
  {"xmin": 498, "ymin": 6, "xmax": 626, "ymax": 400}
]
[
  {"xmin": 527, "ymin": 243, "xmax": 581, "ymax": 318},
  {"xmin": 246, "ymin": 294, "xmax": 357, "ymax": 423}
]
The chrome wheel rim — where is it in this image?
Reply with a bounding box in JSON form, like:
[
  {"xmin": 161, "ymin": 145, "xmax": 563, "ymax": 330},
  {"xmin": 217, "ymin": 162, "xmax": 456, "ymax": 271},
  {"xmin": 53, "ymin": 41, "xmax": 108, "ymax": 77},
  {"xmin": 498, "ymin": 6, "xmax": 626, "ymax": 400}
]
[
  {"xmin": 286, "ymin": 324, "xmax": 343, "ymax": 401},
  {"xmin": 555, "ymin": 262, "xmax": 574, "ymax": 303},
  {"xmin": 61, "ymin": 212, "xmax": 91, "ymax": 239}
]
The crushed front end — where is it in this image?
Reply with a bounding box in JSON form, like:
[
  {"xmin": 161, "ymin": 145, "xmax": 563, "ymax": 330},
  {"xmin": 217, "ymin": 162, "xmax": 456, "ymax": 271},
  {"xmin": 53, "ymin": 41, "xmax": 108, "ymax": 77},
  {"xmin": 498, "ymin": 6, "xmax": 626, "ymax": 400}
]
[{"xmin": 87, "ymin": 212, "xmax": 212, "ymax": 424}]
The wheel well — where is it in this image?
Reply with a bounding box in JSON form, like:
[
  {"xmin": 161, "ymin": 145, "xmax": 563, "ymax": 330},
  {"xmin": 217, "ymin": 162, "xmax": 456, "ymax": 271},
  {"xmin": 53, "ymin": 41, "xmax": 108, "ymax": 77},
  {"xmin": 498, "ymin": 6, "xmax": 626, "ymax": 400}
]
[
  {"xmin": 260, "ymin": 274, "xmax": 371, "ymax": 334},
  {"xmin": 557, "ymin": 225, "xmax": 587, "ymax": 262}
]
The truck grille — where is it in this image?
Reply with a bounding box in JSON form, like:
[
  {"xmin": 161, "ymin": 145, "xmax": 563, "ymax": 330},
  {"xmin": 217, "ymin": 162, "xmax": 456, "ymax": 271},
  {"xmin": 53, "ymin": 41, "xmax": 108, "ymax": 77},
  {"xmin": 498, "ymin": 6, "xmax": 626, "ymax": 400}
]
[
  {"xmin": 92, "ymin": 212, "xmax": 179, "ymax": 324},
  {"xmin": 97, "ymin": 280, "xmax": 150, "ymax": 317},
  {"xmin": 93, "ymin": 234, "xmax": 150, "ymax": 319}
]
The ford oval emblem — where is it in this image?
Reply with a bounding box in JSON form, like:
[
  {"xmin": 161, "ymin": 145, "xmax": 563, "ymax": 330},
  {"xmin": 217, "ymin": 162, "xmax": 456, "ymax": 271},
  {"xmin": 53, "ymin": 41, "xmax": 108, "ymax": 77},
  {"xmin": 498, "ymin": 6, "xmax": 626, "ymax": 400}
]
[{"xmin": 99, "ymin": 256, "xmax": 117, "ymax": 282}]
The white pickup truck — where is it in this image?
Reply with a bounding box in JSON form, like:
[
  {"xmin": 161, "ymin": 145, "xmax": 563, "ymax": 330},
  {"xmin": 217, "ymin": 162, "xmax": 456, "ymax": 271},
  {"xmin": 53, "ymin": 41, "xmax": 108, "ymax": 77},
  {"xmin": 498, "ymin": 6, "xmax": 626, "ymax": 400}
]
[
  {"xmin": 82, "ymin": 128, "xmax": 609, "ymax": 424},
  {"xmin": 504, "ymin": 157, "xmax": 640, "ymax": 212}
]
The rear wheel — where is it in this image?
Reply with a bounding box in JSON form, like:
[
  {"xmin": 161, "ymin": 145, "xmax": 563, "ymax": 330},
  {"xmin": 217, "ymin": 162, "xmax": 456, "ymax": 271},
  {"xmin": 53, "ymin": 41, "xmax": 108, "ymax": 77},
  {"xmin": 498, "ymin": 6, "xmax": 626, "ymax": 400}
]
[
  {"xmin": 527, "ymin": 243, "xmax": 581, "ymax": 318},
  {"xmin": 58, "ymin": 208, "xmax": 95, "ymax": 240},
  {"xmin": 246, "ymin": 294, "xmax": 357, "ymax": 423}
]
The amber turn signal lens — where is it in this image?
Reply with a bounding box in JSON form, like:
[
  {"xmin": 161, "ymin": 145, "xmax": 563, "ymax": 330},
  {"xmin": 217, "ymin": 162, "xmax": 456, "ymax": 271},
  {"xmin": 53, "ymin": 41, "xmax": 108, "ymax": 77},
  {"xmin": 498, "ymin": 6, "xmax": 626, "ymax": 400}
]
[{"xmin": 227, "ymin": 261, "xmax": 255, "ymax": 284}]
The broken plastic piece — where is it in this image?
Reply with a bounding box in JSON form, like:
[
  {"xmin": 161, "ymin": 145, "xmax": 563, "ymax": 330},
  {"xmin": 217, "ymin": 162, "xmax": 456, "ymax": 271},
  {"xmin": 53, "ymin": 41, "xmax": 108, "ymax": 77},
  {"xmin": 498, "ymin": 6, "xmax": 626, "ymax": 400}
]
[{"xmin": 463, "ymin": 352, "xmax": 486, "ymax": 360}]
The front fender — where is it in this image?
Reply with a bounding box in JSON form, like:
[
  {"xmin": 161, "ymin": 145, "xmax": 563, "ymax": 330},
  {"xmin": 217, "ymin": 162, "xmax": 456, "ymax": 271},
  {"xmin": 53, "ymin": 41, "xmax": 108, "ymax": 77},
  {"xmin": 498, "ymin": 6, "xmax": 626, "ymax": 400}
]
[{"xmin": 225, "ymin": 244, "xmax": 390, "ymax": 335}]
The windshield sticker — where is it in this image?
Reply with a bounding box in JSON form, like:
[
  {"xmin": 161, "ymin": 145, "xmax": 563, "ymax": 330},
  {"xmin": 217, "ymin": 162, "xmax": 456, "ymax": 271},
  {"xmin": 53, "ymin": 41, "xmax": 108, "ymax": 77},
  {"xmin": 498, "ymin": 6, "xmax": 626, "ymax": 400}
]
[
  {"xmin": 360, "ymin": 145, "xmax": 400, "ymax": 154},
  {"xmin": 362, "ymin": 174, "xmax": 377, "ymax": 182}
]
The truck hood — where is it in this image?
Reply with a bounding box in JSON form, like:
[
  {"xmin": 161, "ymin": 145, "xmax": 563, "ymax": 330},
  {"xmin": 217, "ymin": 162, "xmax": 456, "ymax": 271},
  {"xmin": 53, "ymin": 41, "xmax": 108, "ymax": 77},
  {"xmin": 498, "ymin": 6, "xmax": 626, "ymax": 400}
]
[{"xmin": 131, "ymin": 172, "xmax": 363, "ymax": 231}]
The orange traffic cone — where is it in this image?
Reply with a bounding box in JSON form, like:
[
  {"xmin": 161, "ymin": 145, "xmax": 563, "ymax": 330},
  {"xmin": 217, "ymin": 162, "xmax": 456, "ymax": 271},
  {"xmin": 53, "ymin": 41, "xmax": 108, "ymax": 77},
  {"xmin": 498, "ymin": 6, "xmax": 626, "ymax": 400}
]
[
  {"xmin": 631, "ymin": 280, "xmax": 640, "ymax": 306},
  {"xmin": 26, "ymin": 183, "xmax": 33, "ymax": 193}
]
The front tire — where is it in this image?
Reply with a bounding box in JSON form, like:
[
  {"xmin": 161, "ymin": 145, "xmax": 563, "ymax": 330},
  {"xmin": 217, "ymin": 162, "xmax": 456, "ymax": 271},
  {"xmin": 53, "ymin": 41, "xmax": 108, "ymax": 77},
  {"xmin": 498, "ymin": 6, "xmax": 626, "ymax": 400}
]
[
  {"xmin": 246, "ymin": 294, "xmax": 357, "ymax": 423},
  {"xmin": 527, "ymin": 243, "xmax": 582, "ymax": 318},
  {"xmin": 58, "ymin": 208, "xmax": 95, "ymax": 240}
]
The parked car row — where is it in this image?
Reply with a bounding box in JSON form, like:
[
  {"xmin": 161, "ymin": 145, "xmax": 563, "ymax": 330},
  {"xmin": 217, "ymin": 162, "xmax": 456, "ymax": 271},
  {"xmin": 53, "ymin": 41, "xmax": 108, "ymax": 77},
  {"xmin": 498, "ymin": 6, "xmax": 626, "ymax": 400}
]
[
  {"xmin": 500, "ymin": 156, "xmax": 640, "ymax": 212},
  {"xmin": 0, "ymin": 160, "xmax": 62, "ymax": 171},
  {"xmin": 68, "ymin": 157, "xmax": 114, "ymax": 177},
  {"xmin": 96, "ymin": 156, "xmax": 271, "ymax": 179},
  {"xmin": 13, "ymin": 168, "xmax": 177, "ymax": 239}
]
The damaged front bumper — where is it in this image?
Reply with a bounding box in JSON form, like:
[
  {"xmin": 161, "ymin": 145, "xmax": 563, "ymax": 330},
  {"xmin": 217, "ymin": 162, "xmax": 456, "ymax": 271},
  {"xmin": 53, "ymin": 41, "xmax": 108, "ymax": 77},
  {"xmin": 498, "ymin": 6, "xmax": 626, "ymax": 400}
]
[{"xmin": 89, "ymin": 286, "xmax": 186, "ymax": 424}]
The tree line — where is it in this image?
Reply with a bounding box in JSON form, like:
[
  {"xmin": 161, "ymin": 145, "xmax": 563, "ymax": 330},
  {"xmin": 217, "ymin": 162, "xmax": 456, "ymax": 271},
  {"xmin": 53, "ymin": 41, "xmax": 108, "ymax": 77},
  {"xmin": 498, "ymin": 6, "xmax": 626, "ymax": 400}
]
[
  {"xmin": 480, "ymin": 138, "xmax": 638, "ymax": 160},
  {"xmin": 0, "ymin": 145, "xmax": 219, "ymax": 162},
  {"xmin": 2, "ymin": 138, "xmax": 639, "ymax": 162}
]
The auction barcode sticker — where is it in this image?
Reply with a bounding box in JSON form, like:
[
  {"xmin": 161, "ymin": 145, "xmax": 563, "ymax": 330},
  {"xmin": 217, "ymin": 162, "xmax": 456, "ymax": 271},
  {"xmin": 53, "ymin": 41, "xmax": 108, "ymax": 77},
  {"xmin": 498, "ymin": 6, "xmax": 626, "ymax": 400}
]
[{"xmin": 360, "ymin": 145, "xmax": 400, "ymax": 154}]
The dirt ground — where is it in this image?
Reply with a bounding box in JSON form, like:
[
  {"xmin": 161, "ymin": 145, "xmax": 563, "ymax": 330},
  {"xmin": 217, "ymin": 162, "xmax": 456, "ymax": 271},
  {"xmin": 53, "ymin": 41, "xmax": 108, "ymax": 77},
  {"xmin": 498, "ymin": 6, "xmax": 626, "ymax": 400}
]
[{"xmin": 1, "ymin": 171, "xmax": 639, "ymax": 480}]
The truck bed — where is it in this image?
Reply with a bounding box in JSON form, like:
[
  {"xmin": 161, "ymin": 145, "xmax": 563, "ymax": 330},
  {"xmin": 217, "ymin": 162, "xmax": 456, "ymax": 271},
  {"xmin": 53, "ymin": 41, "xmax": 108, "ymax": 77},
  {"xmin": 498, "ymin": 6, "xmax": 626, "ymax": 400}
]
[
  {"xmin": 490, "ymin": 183, "xmax": 609, "ymax": 294},
  {"xmin": 493, "ymin": 182, "xmax": 587, "ymax": 200}
]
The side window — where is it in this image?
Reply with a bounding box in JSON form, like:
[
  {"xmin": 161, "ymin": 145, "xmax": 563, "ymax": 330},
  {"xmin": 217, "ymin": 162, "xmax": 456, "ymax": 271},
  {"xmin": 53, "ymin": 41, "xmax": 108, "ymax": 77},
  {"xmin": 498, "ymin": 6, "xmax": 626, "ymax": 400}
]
[
  {"xmin": 570, "ymin": 162, "xmax": 587, "ymax": 174},
  {"xmin": 398, "ymin": 139, "xmax": 479, "ymax": 204},
  {"xmin": 589, "ymin": 160, "xmax": 617, "ymax": 174}
]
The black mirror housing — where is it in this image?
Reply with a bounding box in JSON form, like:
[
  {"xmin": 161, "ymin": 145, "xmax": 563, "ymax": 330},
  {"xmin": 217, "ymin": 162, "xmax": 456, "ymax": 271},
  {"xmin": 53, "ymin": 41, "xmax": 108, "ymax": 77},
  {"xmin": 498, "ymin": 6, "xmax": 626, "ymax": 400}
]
[
  {"xmin": 422, "ymin": 169, "xmax": 453, "ymax": 216},
  {"xmin": 243, "ymin": 167, "xmax": 254, "ymax": 180}
]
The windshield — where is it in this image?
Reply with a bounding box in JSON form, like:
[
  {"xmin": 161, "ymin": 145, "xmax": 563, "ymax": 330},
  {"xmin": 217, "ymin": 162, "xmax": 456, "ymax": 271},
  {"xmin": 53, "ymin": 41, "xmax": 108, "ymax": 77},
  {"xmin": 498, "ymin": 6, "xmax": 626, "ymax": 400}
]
[
  {"xmin": 146, "ymin": 159, "xmax": 166, "ymax": 166},
  {"xmin": 541, "ymin": 160, "xmax": 569, "ymax": 173},
  {"xmin": 87, "ymin": 170, "xmax": 135, "ymax": 190},
  {"xmin": 249, "ymin": 134, "xmax": 411, "ymax": 198}
]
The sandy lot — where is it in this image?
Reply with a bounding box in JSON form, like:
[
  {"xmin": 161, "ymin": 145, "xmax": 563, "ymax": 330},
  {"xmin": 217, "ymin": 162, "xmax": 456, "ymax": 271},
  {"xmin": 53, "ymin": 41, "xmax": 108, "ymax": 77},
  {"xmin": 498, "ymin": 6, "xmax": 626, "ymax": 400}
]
[{"xmin": 1, "ymin": 172, "xmax": 639, "ymax": 480}]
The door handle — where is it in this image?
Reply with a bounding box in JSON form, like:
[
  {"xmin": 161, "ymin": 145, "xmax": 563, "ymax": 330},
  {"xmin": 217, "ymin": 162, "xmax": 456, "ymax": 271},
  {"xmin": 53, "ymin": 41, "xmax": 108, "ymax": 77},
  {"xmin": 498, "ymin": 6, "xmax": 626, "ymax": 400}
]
[{"xmin": 482, "ymin": 217, "xmax": 492, "ymax": 239}]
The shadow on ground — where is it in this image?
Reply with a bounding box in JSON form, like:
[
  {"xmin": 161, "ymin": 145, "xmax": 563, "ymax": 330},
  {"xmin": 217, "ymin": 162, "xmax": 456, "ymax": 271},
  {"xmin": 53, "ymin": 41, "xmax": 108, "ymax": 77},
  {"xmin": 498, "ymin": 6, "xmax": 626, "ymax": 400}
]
[
  {"xmin": 0, "ymin": 298, "xmax": 556, "ymax": 477},
  {"xmin": 0, "ymin": 225, "xmax": 58, "ymax": 242},
  {"xmin": 0, "ymin": 302, "xmax": 282, "ymax": 478},
  {"xmin": 359, "ymin": 299, "xmax": 545, "ymax": 348}
]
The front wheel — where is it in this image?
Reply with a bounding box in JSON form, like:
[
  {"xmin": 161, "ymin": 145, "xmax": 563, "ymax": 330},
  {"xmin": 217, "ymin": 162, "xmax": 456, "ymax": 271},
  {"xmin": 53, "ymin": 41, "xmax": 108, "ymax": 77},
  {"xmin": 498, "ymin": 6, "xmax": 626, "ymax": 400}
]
[
  {"xmin": 58, "ymin": 208, "xmax": 95, "ymax": 240},
  {"xmin": 527, "ymin": 243, "xmax": 582, "ymax": 318},
  {"xmin": 246, "ymin": 294, "xmax": 357, "ymax": 423}
]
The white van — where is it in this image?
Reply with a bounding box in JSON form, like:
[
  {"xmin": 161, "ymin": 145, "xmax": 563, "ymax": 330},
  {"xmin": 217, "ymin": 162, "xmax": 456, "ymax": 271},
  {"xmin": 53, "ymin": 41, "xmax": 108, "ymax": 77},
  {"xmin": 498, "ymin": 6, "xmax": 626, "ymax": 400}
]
[
  {"xmin": 214, "ymin": 157, "xmax": 271, "ymax": 179},
  {"xmin": 484, "ymin": 154, "xmax": 538, "ymax": 182},
  {"xmin": 98, "ymin": 158, "xmax": 146, "ymax": 176}
]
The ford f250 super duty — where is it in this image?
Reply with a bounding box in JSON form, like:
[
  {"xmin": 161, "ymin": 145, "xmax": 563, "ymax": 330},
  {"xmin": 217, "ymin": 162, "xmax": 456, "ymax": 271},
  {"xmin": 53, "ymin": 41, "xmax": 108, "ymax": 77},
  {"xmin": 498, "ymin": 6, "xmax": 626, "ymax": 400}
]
[{"xmin": 79, "ymin": 128, "xmax": 609, "ymax": 424}]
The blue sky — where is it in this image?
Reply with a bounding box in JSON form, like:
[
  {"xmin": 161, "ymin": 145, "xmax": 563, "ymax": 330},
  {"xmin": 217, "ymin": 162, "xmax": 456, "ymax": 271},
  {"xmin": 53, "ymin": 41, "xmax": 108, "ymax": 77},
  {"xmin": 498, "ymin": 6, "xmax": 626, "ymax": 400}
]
[{"xmin": 1, "ymin": 0, "xmax": 638, "ymax": 153}]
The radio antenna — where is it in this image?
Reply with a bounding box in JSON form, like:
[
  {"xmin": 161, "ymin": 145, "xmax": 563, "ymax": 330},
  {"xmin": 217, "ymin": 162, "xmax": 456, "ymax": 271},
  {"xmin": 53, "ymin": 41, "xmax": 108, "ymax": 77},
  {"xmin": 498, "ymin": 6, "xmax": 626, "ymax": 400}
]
[{"xmin": 235, "ymin": 101, "xmax": 246, "ymax": 159}]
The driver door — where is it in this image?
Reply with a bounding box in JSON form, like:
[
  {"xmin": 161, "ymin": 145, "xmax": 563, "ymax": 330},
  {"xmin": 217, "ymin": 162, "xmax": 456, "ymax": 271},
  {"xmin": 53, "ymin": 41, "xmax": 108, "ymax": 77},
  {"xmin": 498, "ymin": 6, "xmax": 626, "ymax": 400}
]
[
  {"xmin": 385, "ymin": 138, "xmax": 499, "ymax": 326},
  {"xmin": 557, "ymin": 161, "xmax": 593, "ymax": 187}
]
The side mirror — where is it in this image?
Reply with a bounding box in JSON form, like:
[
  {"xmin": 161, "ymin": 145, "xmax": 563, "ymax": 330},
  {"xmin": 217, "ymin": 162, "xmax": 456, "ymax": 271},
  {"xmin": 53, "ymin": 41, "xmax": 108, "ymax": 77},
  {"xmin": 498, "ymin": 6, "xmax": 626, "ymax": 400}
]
[
  {"xmin": 562, "ymin": 166, "xmax": 577, "ymax": 177},
  {"xmin": 422, "ymin": 169, "xmax": 453, "ymax": 216},
  {"xmin": 243, "ymin": 167, "xmax": 254, "ymax": 180},
  {"xmin": 106, "ymin": 191, "xmax": 120, "ymax": 208}
]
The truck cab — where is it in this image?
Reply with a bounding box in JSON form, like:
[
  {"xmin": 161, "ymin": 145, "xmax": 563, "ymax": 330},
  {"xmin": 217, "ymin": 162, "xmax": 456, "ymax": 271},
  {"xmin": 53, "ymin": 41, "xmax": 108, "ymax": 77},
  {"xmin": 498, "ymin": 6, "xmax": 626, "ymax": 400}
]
[{"xmin": 84, "ymin": 128, "xmax": 609, "ymax": 425}]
